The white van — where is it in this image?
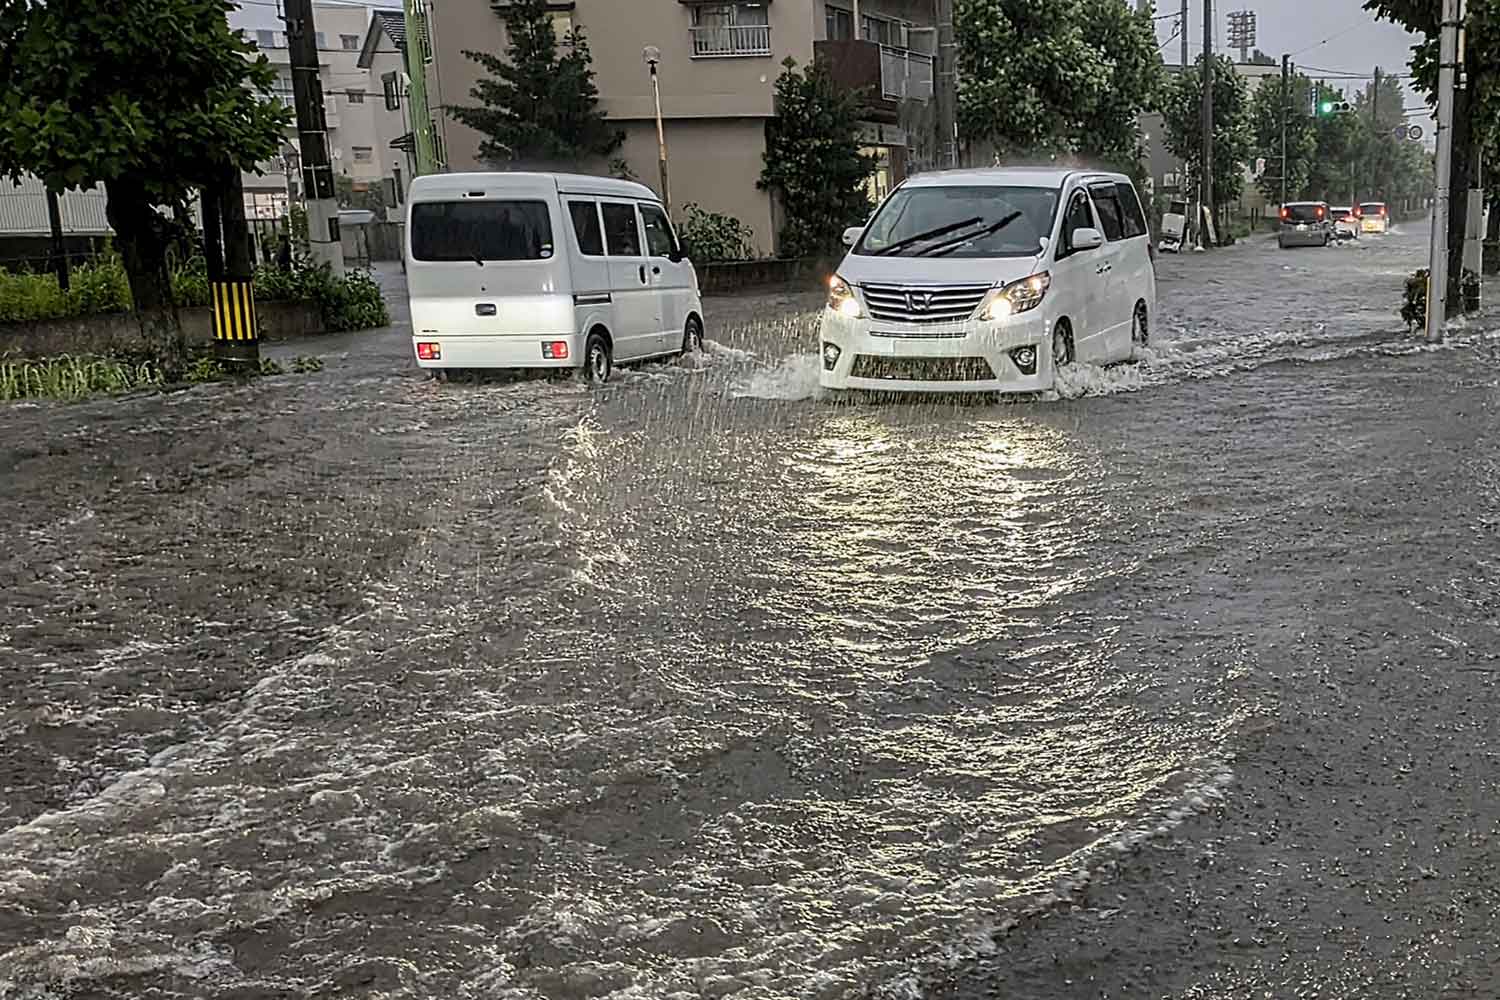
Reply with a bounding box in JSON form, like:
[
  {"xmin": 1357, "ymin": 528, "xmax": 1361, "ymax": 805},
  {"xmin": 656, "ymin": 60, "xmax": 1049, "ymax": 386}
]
[
  {"xmin": 820, "ymin": 168, "xmax": 1156, "ymax": 394},
  {"xmin": 405, "ymin": 172, "xmax": 704, "ymax": 382}
]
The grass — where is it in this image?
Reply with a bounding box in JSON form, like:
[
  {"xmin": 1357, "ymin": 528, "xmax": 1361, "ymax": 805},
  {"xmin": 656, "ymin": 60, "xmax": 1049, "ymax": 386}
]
[{"xmin": 0, "ymin": 356, "xmax": 163, "ymax": 401}]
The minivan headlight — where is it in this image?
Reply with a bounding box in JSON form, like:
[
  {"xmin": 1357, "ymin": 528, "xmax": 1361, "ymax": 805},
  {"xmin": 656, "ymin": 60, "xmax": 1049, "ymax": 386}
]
[
  {"xmin": 977, "ymin": 272, "xmax": 1052, "ymax": 321},
  {"xmin": 827, "ymin": 274, "xmax": 864, "ymax": 318}
]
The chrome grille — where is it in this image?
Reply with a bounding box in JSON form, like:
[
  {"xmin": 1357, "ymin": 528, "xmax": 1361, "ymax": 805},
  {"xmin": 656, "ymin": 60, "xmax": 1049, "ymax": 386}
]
[{"xmin": 861, "ymin": 282, "xmax": 990, "ymax": 324}]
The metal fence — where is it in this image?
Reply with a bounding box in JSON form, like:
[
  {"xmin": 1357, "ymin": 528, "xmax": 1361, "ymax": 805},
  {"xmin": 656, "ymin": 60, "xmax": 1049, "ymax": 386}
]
[{"xmin": 880, "ymin": 46, "xmax": 934, "ymax": 102}]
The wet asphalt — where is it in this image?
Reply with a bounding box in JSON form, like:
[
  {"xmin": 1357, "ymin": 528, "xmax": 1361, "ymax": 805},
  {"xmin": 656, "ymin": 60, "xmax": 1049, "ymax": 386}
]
[{"xmin": 2, "ymin": 222, "xmax": 1499, "ymax": 999}]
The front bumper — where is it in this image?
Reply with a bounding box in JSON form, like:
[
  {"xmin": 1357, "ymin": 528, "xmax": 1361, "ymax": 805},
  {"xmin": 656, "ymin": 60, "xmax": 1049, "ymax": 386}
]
[
  {"xmin": 412, "ymin": 334, "xmax": 581, "ymax": 370},
  {"xmin": 818, "ymin": 310, "xmax": 1051, "ymax": 393}
]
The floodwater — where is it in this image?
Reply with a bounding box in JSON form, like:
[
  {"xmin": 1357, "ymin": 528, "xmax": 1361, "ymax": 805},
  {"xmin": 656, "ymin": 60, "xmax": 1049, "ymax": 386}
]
[{"xmin": 2, "ymin": 222, "xmax": 1489, "ymax": 998}]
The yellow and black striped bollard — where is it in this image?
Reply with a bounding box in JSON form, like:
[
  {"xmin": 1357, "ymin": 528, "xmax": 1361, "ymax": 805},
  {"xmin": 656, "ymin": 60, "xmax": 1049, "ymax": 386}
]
[{"xmin": 212, "ymin": 279, "xmax": 259, "ymax": 369}]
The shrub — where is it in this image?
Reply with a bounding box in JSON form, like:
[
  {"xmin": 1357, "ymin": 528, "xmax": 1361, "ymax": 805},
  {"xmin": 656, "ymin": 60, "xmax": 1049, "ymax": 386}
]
[
  {"xmin": 170, "ymin": 255, "xmax": 212, "ymax": 308},
  {"xmin": 0, "ymin": 253, "xmax": 131, "ymax": 323},
  {"xmin": 255, "ymin": 263, "xmax": 389, "ymax": 332},
  {"xmin": 679, "ymin": 203, "xmax": 756, "ymax": 264},
  {"xmin": 1402, "ymin": 267, "xmax": 1482, "ymax": 329}
]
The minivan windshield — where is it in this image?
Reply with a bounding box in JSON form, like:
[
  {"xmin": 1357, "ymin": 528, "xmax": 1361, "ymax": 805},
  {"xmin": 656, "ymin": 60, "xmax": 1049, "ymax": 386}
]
[
  {"xmin": 411, "ymin": 200, "xmax": 554, "ymax": 262},
  {"xmin": 854, "ymin": 185, "xmax": 1060, "ymax": 258},
  {"xmin": 1284, "ymin": 204, "xmax": 1325, "ymax": 223}
]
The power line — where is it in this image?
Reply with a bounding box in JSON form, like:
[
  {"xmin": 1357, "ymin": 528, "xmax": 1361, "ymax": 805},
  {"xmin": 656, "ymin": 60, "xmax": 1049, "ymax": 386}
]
[{"xmin": 1290, "ymin": 20, "xmax": 1372, "ymax": 56}]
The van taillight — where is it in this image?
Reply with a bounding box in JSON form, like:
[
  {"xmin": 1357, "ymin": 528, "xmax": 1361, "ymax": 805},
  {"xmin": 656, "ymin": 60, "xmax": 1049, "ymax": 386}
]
[
  {"xmin": 1316, "ymin": 206, "xmax": 1325, "ymax": 218},
  {"xmin": 1280, "ymin": 207, "xmax": 1290, "ymax": 220},
  {"xmin": 417, "ymin": 342, "xmax": 440, "ymax": 360},
  {"xmin": 542, "ymin": 341, "xmax": 569, "ymax": 360}
]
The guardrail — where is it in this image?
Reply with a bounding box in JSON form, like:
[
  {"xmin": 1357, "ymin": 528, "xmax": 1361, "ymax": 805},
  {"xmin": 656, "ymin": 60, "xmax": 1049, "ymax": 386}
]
[{"xmin": 690, "ymin": 24, "xmax": 772, "ymax": 58}]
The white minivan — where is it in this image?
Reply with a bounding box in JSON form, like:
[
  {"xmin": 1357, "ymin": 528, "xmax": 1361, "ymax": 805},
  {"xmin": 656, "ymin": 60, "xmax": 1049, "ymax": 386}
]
[
  {"xmin": 820, "ymin": 168, "xmax": 1156, "ymax": 394},
  {"xmin": 406, "ymin": 172, "xmax": 704, "ymax": 382}
]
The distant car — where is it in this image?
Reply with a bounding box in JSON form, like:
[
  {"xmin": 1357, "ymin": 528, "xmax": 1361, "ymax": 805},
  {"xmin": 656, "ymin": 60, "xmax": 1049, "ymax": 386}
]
[
  {"xmin": 1360, "ymin": 201, "xmax": 1391, "ymax": 234},
  {"xmin": 1278, "ymin": 202, "xmax": 1331, "ymax": 249},
  {"xmin": 1329, "ymin": 206, "xmax": 1359, "ymax": 241}
]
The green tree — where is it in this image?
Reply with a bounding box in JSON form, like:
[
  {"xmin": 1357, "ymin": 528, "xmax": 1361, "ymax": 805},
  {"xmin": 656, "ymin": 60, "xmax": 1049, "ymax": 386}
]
[
  {"xmin": 0, "ymin": 0, "xmax": 287, "ymax": 338},
  {"xmin": 1364, "ymin": 0, "xmax": 1500, "ymax": 303},
  {"xmin": 956, "ymin": 0, "xmax": 1164, "ymax": 165},
  {"xmin": 1250, "ymin": 72, "xmax": 1318, "ymax": 203},
  {"xmin": 451, "ymin": 0, "xmax": 622, "ymax": 166},
  {"xmin": 1161, "ymin": 56, "xmax": 1254, "ymax": 225},
  {"xmin": 759, "ymin": 58, "xmax": 876, "ymax": 258},
  {"xmin": 1307, "ymin": 85, "xmax": 1363, "ymax": 202}
]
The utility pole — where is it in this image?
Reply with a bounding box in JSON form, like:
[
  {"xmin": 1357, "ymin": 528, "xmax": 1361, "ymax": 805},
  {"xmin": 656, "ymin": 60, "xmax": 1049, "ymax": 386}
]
[
  {"xmin": 1427, "ymin": 0, "xmax": 1461, "ymax": 343},
  {"xmin": 1280, "ymin": 54, "xmax": 1290, "ymax": 207},
  {"xmin": 935, "ymin": 0, "xmax": 957, "ymax": 168},
  {"xmin": 1201, "ymin": 0, "xmax": 1215, "ymax": 247},
  {"xmin": 284, "ymin": 0, "xmax": 345, "ymax": 276},
  {"xmin": 1180, "ymin": 0, "xmax": 1189, "ymax": 200}
]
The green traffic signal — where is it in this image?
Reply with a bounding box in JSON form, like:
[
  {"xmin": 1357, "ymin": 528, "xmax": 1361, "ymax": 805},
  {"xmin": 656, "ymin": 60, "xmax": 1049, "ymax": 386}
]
[{"xmin": 1320, "ymin": 101, "xmax": 1334, "ymax": 114}]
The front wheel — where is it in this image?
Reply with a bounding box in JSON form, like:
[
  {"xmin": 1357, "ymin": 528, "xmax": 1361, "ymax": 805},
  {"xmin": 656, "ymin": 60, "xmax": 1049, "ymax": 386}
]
[
  {"xmin": 681, "ymin": 315, "xmax": 704, "ymax": 355},
  {"xmin": 1131, "ymin": 301, "xmax": 1149, "ymax": 358},
  {"xmin": 1052, "ymin": 320, "xmax": 1075, "ymax": 369},
  {"xmin": 583, "ymin": 331, "xmax": 613, "ymax": 384}
]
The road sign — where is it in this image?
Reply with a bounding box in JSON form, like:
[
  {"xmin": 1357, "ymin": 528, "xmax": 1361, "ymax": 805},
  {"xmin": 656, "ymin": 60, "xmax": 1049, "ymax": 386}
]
[{"xmin": 1406, "ymin": 124, "xmax": 1424, "ymax": 141}]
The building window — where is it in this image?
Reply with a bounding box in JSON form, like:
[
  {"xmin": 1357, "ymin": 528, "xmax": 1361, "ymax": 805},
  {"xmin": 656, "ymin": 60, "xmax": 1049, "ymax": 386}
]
[
  {"xmin": 315, "ymin": 31, "xmax": 326, "ymax": 49},
  {"xmin": 861, "ymin": 14, "xmax": 899, "ymax": 46},
  {"xmin": 552, "ymin": 12, "xmax": 574, "ymax": 40},
  {"xmin": 352, "ymin": 146, "xmax": 373, "ymax": 163},
  {"xmin": 341, "ymin": 33, "xmax": 360, "ymax": 50},
  {"xmin": 825, "ymin": 6, "xmax": 853, "ymax": 40},
  {"xmin": 255, "ymin": 28, "xmax": 277, "ymax": 49},
  {"xmin": 690, "ymin": 3, "xmax": 772, "ymax": 58},
  {"xmin": 861, "ymin": 146, "xmax": 892, "ymax": 204},
  {"xmin": 346, "ymin": 89, "xmax": 366, "ymax": 104}
]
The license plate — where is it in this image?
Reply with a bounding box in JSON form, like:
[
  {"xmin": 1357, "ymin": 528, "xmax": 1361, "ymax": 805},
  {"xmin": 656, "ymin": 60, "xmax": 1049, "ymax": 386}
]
[{"xmin": 1297, "ymin": 224, "xmax": 1307, "ymax": 231}]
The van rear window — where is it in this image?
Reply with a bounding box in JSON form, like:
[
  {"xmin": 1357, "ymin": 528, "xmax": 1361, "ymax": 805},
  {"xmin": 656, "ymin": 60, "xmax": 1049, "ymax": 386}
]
[
  {"xmin": 1284, "ymin": 204, "xmax": 1324, "ymax": 222},
  {"xmin": 411, "ymin": 200, "xmax": 554, "ymax": 262}
]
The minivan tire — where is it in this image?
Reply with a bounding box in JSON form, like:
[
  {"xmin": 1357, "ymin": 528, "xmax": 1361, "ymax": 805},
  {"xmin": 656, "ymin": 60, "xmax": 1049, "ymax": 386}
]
[
  {"xmin": 1052, "ymin": 320, "xmax": 1075, "ymax": 369},
  {"xmin": 583, "ymin": 331, "xmax": 612, "ymax": 383},
  {"xmin": 1131, "ymin": 301, "xmax": 1149, "ymax": 354},
  {"xmin": 682, "ymin": 315, "xmax": 705, "ymax": 355}
]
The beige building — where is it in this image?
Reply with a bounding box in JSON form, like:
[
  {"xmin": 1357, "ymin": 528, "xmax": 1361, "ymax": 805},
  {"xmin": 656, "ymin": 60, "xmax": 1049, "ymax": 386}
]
[
  {"xmin": 234, "ymin": 0, "xmax": 408, "ymax": 221},
  {"xmin": 425, "ymin": 0, "xmax": 937, "ymax": 256}
]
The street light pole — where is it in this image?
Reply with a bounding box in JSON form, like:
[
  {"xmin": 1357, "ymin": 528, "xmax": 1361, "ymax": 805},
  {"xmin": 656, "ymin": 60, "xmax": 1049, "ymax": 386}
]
[
  {"xmin": 644, "ymin": 47, "xmax": 672, "ymax": 216},
  {"xmin": 1427, "ymin": 0, "xmax": 1462, "ymax": 343}
]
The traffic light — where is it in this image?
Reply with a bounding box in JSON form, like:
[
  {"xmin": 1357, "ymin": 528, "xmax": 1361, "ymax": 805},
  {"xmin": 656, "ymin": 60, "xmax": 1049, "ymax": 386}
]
[{"xmin": 1318, "ymin": 99, "xmax": 1354, "ymax": 116}]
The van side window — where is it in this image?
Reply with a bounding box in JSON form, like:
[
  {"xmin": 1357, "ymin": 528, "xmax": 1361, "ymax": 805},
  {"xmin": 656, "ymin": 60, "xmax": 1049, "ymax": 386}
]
[
  {"xmin": 1114, "ymin": 182, "xmax": 1149, "ymax": 239},
  {"xmin": 639, "ymin": 203, "xmax": 679, "ymax": 259},
  {"xmin": 1088, "ymin": 185, "xmax": 1126, "ymax": 241},
  {"xmin": 601, "ymin": 202, "xmax": 642, "ymax": 257},
  {"xmin": 1060, "ymin": 192, "xmax": 1094, "ymax": 254},
  {"xmin": 568, "ymin": 200, "xmax": 604, "ymax": 256}
]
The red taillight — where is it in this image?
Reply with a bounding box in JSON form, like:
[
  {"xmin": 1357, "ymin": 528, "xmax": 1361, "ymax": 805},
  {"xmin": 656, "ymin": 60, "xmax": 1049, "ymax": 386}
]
[
  {"xmin": 542, "ymin": 340, "xmax": 570, "ymax": 360},
  {"xmin": 1353, "ymin": 207, "xmax": 1362, "ymax": 216},
  {"xmin": 1316, "ymin": 206, "xmax": 1325, "ymax": 218},
  {"xmin": 1380, "ymin": 206, "xmax": 1388, "ymax": 216},
  {"xmin": 1280, "ymin": 207, "xmax": 1290, "ymax": 220},
  {"xmin": 416, "ymin": 342, "xmax": 440, "ymax": 360}
]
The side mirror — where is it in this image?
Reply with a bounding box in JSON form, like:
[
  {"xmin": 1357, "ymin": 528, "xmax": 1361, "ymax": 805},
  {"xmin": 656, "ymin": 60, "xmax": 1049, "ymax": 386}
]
[
  {"xmin": 842, "ymin": 226, "xmax": 863, "ymax": 248},
  {"xmin": 1070, "ymin": 227, "xmax": 1105, "ymax": 251}
]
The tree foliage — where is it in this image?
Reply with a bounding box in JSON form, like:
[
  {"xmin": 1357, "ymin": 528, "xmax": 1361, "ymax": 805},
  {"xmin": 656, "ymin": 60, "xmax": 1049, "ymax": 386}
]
[
  {"xmin": 0, "ymin": 0, "xmax": 287, "ymax": 327},
  {"xmin": 1161, "ymin": 56, "xmax": 1254, "ymax": 211},
  {"xmin": 955, "ymin": 0, "xmax": 1164, "ymax": 165},
  {"xmin": 759, "ymin": 58, "xmax": 876, "ymax": 259},
  {"xmin": 1250, "ymin": 73, "xmax": 1318, "ymax": 203},
  {"xmin": 452, "ymin": 0, "xmax": 622, "ymax": 166}
]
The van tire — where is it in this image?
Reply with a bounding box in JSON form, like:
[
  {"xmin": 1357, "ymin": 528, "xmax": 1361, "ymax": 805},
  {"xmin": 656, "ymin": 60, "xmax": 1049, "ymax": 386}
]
[
  {"xmin": 682, "ymin": 314, "xmax": 705, "ymax": 355},
  {"xmin": 583, "ymin": 331, "xmax": 612, "ymax": 383},
  {"xmin": 1131, "ymin": 301, "xmax": 1149, "ymax": 355},
  {"xmin": 1052, "ymin": 320, "xmax": 1075, "ymax": 369}
]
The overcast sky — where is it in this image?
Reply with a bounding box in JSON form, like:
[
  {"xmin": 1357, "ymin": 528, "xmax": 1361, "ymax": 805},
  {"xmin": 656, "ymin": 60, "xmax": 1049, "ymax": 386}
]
[{"xmin": 1155, "ymin": 0, "xmax": 1424, "ymax": 82}]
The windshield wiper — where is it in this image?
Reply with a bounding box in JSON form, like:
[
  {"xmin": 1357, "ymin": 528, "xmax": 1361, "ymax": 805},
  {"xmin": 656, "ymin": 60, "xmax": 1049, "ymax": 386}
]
[
  {"xmin": 918, "ymin": 211, "xmax": 1024, "ymax": 258},
  {"xmin": 876, "ymin": 216, "xmax": 984, "ymax": 256}
]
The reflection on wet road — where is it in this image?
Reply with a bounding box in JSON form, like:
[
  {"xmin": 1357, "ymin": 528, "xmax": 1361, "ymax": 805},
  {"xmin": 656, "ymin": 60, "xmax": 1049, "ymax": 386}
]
[{"xmin": 1, "ymin": 222, "xmax": 1490, "ymax": 998}]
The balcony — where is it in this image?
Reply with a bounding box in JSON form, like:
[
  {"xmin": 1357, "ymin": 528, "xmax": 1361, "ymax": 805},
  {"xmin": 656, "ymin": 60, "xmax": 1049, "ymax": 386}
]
[
  {"xmin": 690, "ymin": 24, "xmax": 772, "ymax": 58},
  {"xmin": 815, "ymin": 39, "xmax": 932, "ymax": 122}
]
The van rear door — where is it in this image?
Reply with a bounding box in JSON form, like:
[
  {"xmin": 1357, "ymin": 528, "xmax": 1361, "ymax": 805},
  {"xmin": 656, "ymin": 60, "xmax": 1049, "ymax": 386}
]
[{"xmin": 407, "ymin": 196, "xmax": 571, "ymax": 338}]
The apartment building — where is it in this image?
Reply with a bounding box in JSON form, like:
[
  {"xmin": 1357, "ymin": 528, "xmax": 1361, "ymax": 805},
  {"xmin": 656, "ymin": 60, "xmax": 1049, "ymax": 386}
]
[
  {"xmin": 421, "ymin": 0, "xmax": 938, "ymax": 255},
  {"xmin": 232, "ymin": 0, "xmax": 408, "ymax": 220}
]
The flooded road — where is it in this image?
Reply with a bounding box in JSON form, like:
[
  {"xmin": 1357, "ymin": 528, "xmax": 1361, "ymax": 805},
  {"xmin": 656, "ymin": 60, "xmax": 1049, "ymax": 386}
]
[{"xmin": 4, "ymin": 222, "xmax": 1499, "ymax": 998}]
